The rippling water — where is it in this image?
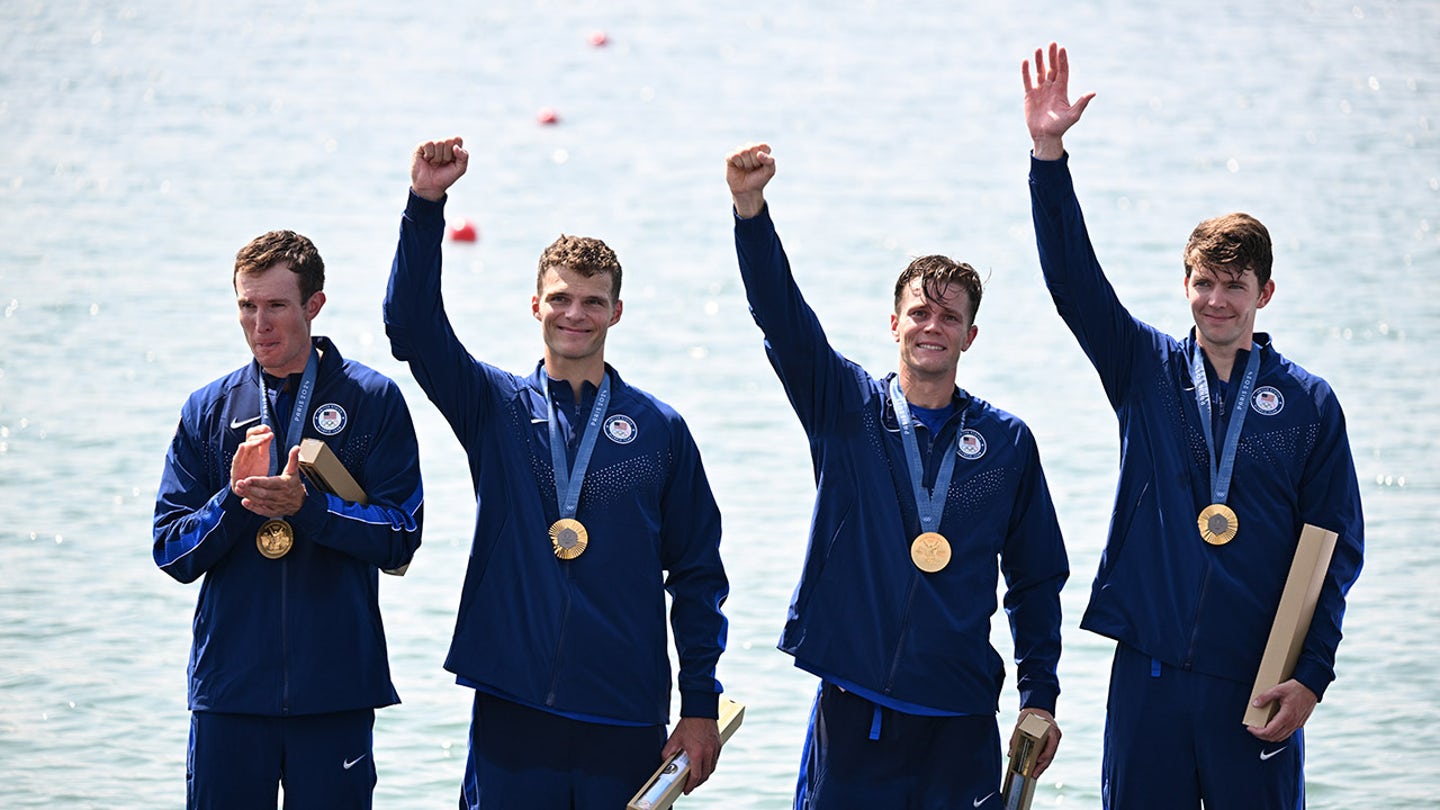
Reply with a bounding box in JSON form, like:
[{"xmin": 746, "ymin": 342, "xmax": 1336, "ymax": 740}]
[{"xmin": 2, "ymin": 1, "xmax": 1437, "ymax": 806}]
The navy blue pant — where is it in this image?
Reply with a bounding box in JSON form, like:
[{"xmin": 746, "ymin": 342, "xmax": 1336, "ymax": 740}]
[
  {"xmin": 795, "ymin": 682, "xmax": 1003, "ymax": 809},
  {"xmin": 187, "ymin": 708, "xmax": 376, "ymax": 809},
  {"xmin": 460, "ymin": 691, "xmax": 666, "ymax": 809},
  {"xmin": 1103, "ymin": 643, "xmax": 1304, "ymax": 809}
]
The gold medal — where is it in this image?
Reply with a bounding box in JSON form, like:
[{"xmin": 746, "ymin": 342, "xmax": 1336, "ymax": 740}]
[
  {"xmin": 549, "ymin": 518, "xmax": 589, "ymax": 560},
  {"xmin": 256, "ymin": 519, "xmax": 294, "ymax": 559},
  {"xmin": 1198, "ymin": 504, "xmax": 1238, "ymax": 546},
  {"xmin": 910, "ymin": 531, "xmax": 952, "ymax": 573}
]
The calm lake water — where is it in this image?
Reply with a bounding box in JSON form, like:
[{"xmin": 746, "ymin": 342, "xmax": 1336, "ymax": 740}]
[{"xmin": 2, "ymin": 1, "xmax": 1437, "ymax": 807}]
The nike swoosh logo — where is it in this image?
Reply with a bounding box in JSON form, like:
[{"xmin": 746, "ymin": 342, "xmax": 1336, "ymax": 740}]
[
  {"xmin": 1260, "ymin": 746, "xmax": 1287, "ymax": 761},
  {"xmin": 974, "ymin": 792, "xmax": 996, "ymax": 807},
  {"xmin": 343, "ymin": 754, "xmax": 367, "ymax": 770},
  {"xmin": 531, "ymin": 417, "xmax": 548, "ymax": 424},
  {"xmin": 230, "ymin": 415, "xmax": 261, "ymax": 430}
]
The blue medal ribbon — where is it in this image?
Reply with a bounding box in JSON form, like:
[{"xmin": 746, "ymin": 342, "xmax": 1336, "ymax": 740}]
[
  {"xmin": 889, "ymin": 377, "xmax": 962, "ymax": 534},
  {"xmin": 545, "ymin": 373, "xmax": 612, "ymax": 520},
  {"xmin": 1190, "ymin": 341, "xmax": 1261, "ymax": 507},
  {"xmin": 258, "ymin": 347, "xmax": 319, "ymax": 476}
]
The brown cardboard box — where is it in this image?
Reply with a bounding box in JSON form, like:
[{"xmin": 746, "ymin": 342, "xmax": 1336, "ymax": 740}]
[
  {"xmin": 299, "ymin": 438, "xmax": 409, "ymax": 576},
  {"xmin": 627, "ymin": 699, "xmax": 745, "ymax": 810},
  {"xmin": 1001, "ymin": 712, "xmax": 1052, "ymax": 810},
  {"xmin": 298, "ymin": 438, "xmax": 367, "ymax": 505},
  {"xmin": 1243, "ymin": 524, "xmax": 1339, "ymax": 727}
]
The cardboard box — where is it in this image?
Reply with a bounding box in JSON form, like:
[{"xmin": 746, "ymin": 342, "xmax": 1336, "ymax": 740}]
[
  {"xmin": 1243, "ymin": 524, "xmax": 1339, "ymax": 727},
  {"xmin": 627, "ymin": 699, "xmax": 745, "ymax": 810},
  {"xmin": 1001, "ymin": 712, "xmax": 1052, "ymax": 810},
  {"xmin": 299, "ymin": 438, "xmax": 367, "ymax": 505},
  {"xmin": 299, "ymin": 438, "xmax": 408, "ymax": 576}
]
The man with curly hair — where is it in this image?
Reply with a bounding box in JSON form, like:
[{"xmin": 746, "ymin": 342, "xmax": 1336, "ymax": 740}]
[{"xmin": 384, "ymin": 137, "xmax": 730, "ymax": 808}]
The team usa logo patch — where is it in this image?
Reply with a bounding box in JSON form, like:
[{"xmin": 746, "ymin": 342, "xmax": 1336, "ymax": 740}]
[
  {"xmin": 956, "ymin": 429, "xmax": 987, "ymax": 460},
  {"xmin": 604, "ymin": 414, "xmax": 638, "ymax": 444},
  {"xmin": 1251, "ymin": 387, "xmax": 1285, "ymax": 416},
  {"xmin": 313, "ymin": 403, "xmax": 348, "ymax": 435}
]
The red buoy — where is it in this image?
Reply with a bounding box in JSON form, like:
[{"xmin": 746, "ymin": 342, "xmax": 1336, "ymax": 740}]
[
  {"xmin": 448, "ymin": 218, "xmax": 478, "ymax": 242},
  {"xmin": 589, "ymin": 31, "xmax": 609, "ymax": 47},
  {"xmin": 536, "ymin": 107, "xmax": 559, "ymax": 125}
]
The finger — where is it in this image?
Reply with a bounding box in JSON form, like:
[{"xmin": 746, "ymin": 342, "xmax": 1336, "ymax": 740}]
[
  {"xmin": 1022, "ymin": 59, "xmax": 1033, "ymax": 92},
  {"xmin": 1252, "ymin": 685, "xmax": 1282, "ymax": 708},
  {"xmin": 1047, "ymin": 42, "xmax": 1059, "ymax": 79},
  {"xmin": 284, "ymin": 445, "xmax": 301, "ymax": 477},
  {"xmin": 685, "ymin": 748, "xmax": 713, "ymax": 794}
]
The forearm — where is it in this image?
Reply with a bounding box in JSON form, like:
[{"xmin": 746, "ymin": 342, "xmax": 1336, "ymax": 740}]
[
  {"xmin": 384, "ymin": 191, "xmax": 451, "ymax": 361},
  {"xmin": 153, "ymin": 486, "xmax": 251, "ymax": 583},
  {"xmin": 663, "ymin": 451, "xmax": 728, "ymax": 719}
]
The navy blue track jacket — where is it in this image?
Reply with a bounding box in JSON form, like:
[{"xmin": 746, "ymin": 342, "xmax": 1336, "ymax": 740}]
[
  {"xmin": 1029, "ymin": 154, "xmax": 1364, "ymax": 698},
  {"xmin": 154, "ymin": 337, "xmax": 424, "ymax": 715},
  {"xmin": 735, "ymin": 204, "xmax": 1069, "ymax": 715},
  {"xmin": 385, "ymin": 191, "xmax": 728, "ymax": 725}
]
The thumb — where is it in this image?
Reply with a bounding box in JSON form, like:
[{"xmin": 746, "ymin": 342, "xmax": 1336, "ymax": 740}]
[{"xmin": 284, "ymin": 445, "xmax": 302, "ymax": 477}]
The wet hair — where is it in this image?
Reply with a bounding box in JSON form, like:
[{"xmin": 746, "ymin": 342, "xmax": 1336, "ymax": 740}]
[
  {"xmin": 892, "ymin": 255, "xmax": 983, "ymax": 321},
  {"xmin": 1183, "ymin": 213, "xmax": 1273, "ymax": 286},
  {"xmin": 233, "ymin": 230, "xmax": 325, "ymax": 302},
  {"xmin": 537, "ymin": 235, "xmax": 623, "ymax": 301}
]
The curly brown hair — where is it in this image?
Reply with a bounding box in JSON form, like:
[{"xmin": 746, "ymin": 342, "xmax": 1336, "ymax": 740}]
[{"xmin": 537, "ymin": 235, "xmax": 623, "ymax": 301}]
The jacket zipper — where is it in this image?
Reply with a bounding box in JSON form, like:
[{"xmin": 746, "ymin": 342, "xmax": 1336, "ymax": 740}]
[{"xmin": 280, "ymin": 557, "xmax": 290, "ymax": 713}]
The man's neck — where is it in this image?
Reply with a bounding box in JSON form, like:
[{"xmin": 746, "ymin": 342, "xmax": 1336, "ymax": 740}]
[
  {"xmin": 1198, "ymin": 335, "xmax": 1250, "ymax": 383},
  {"xmin": 896, "ymin": 366, "xmax": 956, "ymax": 409},
  {"xmin": 544, "ymin": 354, "xmax": 607, "ymax": 400}
]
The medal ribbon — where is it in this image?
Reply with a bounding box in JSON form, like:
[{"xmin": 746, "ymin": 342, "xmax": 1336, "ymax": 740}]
[
  {"xmin": 258, "ymin": 347, "xmax": 319, "ymax": 476},
  {"xmin": 889, "ymin": 377, "xmax": 962, "ymax": 534},
  {"xmin": 545, "ymin": 373, "xmax": 612, "ymax": 520},
  {"xmin": 1190, "ymin": 341, "xmax": 1261, "ymax": 506}
]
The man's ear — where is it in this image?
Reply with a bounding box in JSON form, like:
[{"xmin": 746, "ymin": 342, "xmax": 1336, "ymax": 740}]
[
  {"xmin": 305, "ymin": 291, "xmax": 327, "ymax": 321},
  {"xmin": 1257, "ymin": 279, "xmax": 1275, "ymax": 309}
]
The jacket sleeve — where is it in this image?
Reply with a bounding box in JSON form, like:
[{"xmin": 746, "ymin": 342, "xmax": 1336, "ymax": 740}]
[
  {"xmin": 999, "ymin": 427, "xmax": 1070, "ymax": 714},
  {"xmin": 1291, "ymin": 387, "xmax": 1365, "ymax": 700},
  {"xmin": 153, "ymin": 395, "xmax": 254, "ymax": 583},
  {"xmin": 733, "ymin": 204, "xmax": 862, "ymax": 434},
  {"xmin": 1029, "ymin": 154, "xmax": 1169, "ymax": 409},
  {"xmin": 384, "ymin": 190, "xmax": 494, "ymax": 450},
  {"xmin": 292, "ymin": 378, "xmax": 424, "ymax": 572},
  {"xmin": 660, "ymin": 420, "xmax": 729, "ymax": 719}
]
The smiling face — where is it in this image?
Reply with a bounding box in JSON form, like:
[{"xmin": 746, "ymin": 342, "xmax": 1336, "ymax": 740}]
[
  {"xmin": 890, "ymin": 280, "xmax": 978, "ymax": 385},
  {"xmin": 532, "ymin": 265, "xmax": 622, "ymax": 379},
  {"xmin": 1184, "ymin": 263, "xmax": 1273, "ymax": 356},
  {"xmin": 236, "ymin": 262, "xmax": 325, "ymax": 376}
]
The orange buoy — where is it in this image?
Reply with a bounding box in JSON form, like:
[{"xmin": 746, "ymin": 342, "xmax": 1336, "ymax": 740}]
[
  {"xmin": 589, "ymin": 31, "xmax": 608, "ymax": 46},
  {"xmin": 536, "ymin": 107, "xmax": 559, "ymax": 125},
  {"xmin": 448, "ymin": 218, "xmax": 478, "ymax": 242}
]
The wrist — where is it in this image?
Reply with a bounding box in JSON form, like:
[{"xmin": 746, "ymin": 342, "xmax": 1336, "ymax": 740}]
[
  {"xmin": 1031, "ymin": 137, "xmax": 1065, "ymax": 162},
  {"xmin": 732, "ymin": 192, "xmax": 765, "ymax": 220}
]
